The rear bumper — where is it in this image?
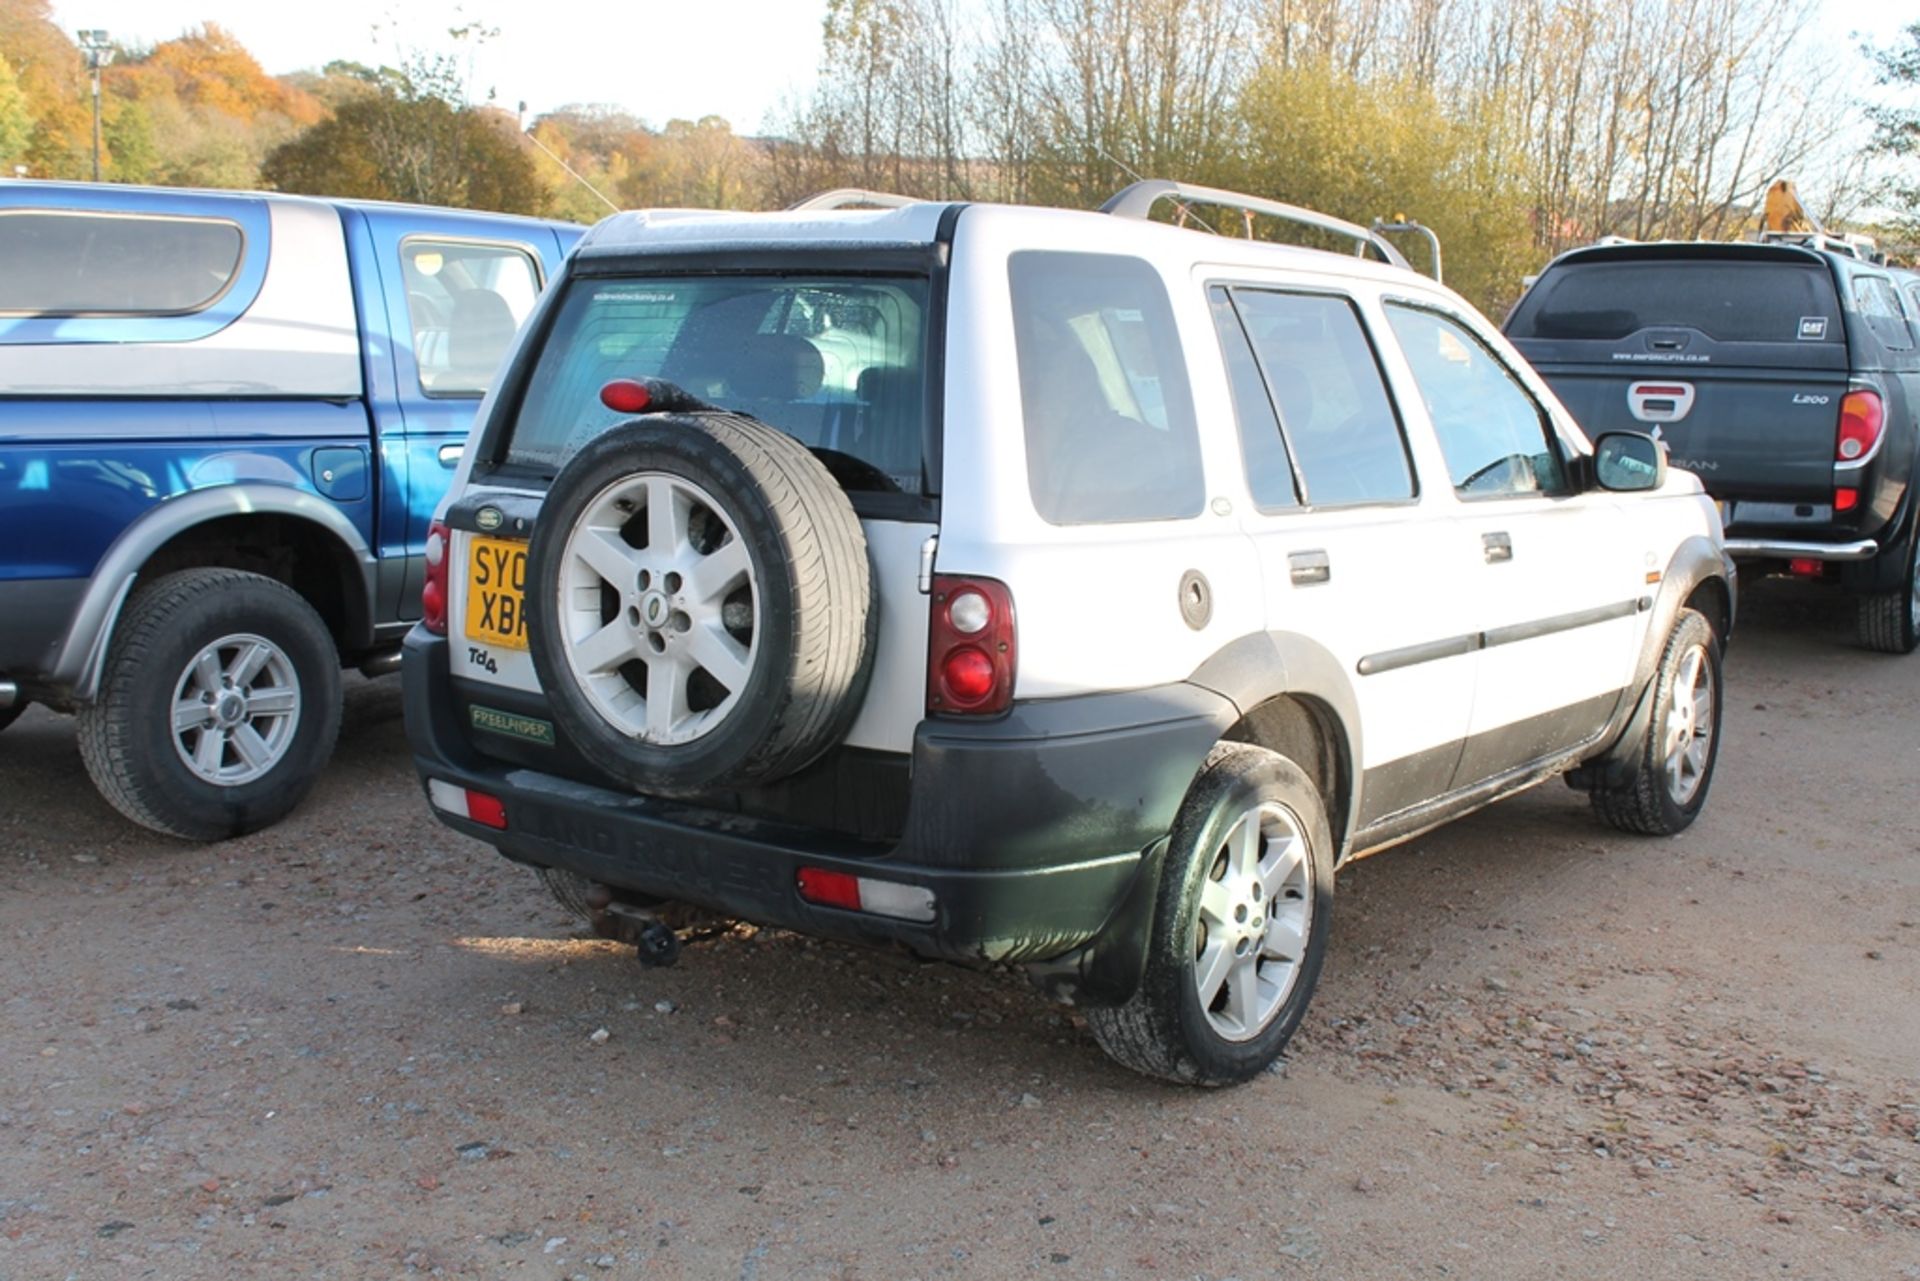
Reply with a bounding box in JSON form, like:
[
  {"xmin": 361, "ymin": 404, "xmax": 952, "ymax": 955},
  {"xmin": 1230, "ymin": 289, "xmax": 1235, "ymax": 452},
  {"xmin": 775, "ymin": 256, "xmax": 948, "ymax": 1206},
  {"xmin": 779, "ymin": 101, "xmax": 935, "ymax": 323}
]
[
  {"xmin": 403, "ymin": 631, "xmax": 1236, "ymax": 965},
  {"xmin": 1723, "ymin": 537, "xmax": 1877, "ymax": 562}
]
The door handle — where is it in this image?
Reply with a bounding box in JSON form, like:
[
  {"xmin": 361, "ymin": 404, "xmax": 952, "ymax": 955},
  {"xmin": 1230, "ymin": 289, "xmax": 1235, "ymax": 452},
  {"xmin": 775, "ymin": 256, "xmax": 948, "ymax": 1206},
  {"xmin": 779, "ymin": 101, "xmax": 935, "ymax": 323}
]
[
  {"xmin": 438, "ymin": 444, "xmax": 464, "ymax": 468},
  {"xmin": 1482, "ymin": 531, "xmax": 1513, "ymax": 564},
  {"xmin": 1288, "ymin": 549, "xmax": 1330, "ymax": 585}
]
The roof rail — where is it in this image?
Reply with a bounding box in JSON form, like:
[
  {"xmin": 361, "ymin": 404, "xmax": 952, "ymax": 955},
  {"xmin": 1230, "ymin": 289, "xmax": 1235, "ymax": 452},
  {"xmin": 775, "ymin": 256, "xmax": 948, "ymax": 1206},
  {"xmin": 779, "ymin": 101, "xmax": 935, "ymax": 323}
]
[
  {"xmin": 787, "ymin": 188, "xmax": 920, "ymax": 212},
  {"xmin": 1370, "ymin": 218, "xmax": 1442, "ymax": 283},
  {"xmin": 1101, "ymin": 180, "xmax": 1409, "ymax": 270}
]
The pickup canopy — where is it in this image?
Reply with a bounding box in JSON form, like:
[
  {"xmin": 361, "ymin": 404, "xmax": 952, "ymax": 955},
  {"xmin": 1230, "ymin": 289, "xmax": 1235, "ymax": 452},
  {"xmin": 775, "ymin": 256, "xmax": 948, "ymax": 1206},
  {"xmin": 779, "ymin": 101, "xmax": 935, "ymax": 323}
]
[{"xmin": 1506, "ymin": 242, "xmax": 1847, "ymax": 371}]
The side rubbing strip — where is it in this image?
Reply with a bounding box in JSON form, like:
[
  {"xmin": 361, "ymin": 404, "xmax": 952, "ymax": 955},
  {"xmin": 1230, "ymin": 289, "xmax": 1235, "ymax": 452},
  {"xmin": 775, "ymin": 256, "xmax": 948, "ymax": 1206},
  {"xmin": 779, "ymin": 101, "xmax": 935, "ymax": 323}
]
[
  {"xmin": 1356, "ymin": 633, "xmax": 1477, "ymax": 676},
  {"xmin": 1480, "ymin": 599, "xmax": 1640, "ymax": 650},
  {"xmin": 1357, "ymin": 598, "xmax": 1642, "ymax": 676}
]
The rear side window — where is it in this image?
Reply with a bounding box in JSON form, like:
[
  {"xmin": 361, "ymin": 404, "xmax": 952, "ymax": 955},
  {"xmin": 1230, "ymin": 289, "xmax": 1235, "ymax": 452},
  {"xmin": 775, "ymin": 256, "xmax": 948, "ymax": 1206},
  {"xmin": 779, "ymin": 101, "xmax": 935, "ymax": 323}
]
[
  {"xmin": 1010, "ymin": 251, "xmax": 1203, "ymax": 524},
  {"xmin": 402, "ymin": 239, "xmax": 543, "ymax": 396},
  {"xmin": 1208, "ymin": 287, "xmax": 1298, "ymax": 509},
  {"xmin": 1853, "ymin": 276, "xmax": 1914, "ymax": 353},
  {"xmin": 0, "ymin": 210, "xmax": 242, "ymax": 315},
  {"xmin": 1507, "ymin": 259, "xmax": 1841, "ymax": 344},
  {"xmin": 506, "ymin": 275, "xmax": 929, "ymax": 493},
  {"xmin": 1228, "ymin": 288, "xmax": 1413, "ymax": 506}
]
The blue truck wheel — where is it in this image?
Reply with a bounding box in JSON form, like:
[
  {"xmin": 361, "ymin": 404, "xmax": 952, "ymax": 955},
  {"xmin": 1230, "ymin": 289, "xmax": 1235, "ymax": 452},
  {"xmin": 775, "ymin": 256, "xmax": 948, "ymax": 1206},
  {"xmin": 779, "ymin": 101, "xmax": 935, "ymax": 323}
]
[{"xmin": 75, "ymin": 569, "xmax": 343, "ymax": 841}]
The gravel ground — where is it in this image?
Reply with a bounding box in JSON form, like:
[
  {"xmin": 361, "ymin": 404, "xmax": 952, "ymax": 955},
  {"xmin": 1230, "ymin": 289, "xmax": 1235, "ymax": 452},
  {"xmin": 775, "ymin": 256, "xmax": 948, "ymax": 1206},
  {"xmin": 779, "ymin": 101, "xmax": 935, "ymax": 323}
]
[{"xmin": 2, "ymin": 581, "xmax": 1917, "ymax": 1281}]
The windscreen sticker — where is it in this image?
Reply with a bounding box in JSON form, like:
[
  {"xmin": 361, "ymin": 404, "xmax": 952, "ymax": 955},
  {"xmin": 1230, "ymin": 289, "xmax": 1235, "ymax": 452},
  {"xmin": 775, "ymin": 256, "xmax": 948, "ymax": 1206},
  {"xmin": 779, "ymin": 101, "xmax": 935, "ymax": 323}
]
[
  {"xmin": 593, "ymin": 290, "xmax": 677, "ymax": 304},
  {"xmin": 1797, "ymin": 316, "xmax": 1828, "ymax": 340}
]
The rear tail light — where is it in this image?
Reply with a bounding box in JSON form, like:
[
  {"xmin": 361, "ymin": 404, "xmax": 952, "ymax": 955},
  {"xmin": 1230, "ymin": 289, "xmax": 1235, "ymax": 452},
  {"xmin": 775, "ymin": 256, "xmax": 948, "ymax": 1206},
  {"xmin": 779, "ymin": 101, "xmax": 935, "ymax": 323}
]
[
  {"xmin": 426, "ymin": 779, "xmax": 507, "ymax": 830},
  {"xmin": 423, "ymin": 519, "xmax": 450, "ymax": 635},
  {"xmin": 927, "ymin": 575, "xmax": 1015, "ymax": 716},
  {"xmin": 1834, "ymin": 487, "xmax": 1860, "ymax": 513},
  {"xmin": 1836, "ymin": 389, "xmax": 1884, "ymax": 463},
  {"xmin": 796, "ymin": 866, "xmax": 936, "ymax": 922}
]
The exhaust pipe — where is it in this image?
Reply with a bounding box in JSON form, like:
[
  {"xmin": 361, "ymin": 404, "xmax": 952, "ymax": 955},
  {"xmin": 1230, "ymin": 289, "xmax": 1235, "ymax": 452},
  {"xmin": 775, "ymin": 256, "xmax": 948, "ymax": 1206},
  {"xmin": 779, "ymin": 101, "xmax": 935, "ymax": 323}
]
[
  {"xmin": 0, "ymin": 680, "xmax": 18, "ymax": 709},
  {"xmin": 358, "ymin": 649, "xmax": 404, "ymax": 679}
]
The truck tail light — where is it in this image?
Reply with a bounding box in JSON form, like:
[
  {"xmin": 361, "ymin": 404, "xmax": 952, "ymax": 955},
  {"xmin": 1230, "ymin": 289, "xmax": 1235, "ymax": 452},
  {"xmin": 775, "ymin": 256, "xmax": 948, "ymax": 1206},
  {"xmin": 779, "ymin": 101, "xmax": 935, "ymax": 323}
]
[
  {"xmin": 927, "ymin": 575, "xmax": 1015, "ymax": 716},
  {"xmin": 423, "ymin": 519, "xmax": 450, "ymax": 635},
  {"xmin": 1836, "ymin": 389, "xmax": 1883, "ymax": 463}
]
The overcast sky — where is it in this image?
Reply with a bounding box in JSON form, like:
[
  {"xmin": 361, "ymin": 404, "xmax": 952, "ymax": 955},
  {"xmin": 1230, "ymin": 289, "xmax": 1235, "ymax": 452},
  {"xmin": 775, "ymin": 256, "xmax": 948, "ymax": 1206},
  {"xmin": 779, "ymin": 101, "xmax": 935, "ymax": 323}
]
[{"xmin": 43, "ymin": 0, "xmax": 1913, "ymax": 137}]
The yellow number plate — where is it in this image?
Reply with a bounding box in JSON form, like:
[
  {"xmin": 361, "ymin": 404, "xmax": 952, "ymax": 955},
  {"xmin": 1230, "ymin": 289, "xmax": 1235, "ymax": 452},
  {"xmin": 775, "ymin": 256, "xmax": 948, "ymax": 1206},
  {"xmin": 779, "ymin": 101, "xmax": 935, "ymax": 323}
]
[{"xmin": 465, "ymin": 535, "xmax": 529, "ymax": 651}]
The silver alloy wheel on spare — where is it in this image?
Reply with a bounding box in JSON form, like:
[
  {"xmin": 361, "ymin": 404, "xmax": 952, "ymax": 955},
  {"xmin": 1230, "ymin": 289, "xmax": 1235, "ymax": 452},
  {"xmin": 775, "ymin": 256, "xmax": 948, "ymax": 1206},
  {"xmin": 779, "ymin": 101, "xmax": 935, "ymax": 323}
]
[
  {"xmin": 1192, "ymin": 800, "xmax": 1314, "ymax": 1042},
  {"xmin": 169, "ymin": 632, "xmax": 303, "ymax": 786},
  {"xmin": 556, "ymin": 471, "xmax": 758, "ymax": 746},
  {"xmin": 1661, "ymin": 641, "xmax": 1715, "ymax": 806}
]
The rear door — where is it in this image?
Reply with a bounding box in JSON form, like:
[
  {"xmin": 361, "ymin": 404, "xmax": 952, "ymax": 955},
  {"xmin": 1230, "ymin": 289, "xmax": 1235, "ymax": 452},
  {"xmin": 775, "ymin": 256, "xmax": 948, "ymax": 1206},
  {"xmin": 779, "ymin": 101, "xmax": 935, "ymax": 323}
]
[
  {"xmin": 354, "ymin": 209, "xmax": 571, "ymax": 620},
  {"xmin": 1506, "ymin": 248, "xmax": 1849, "ymax": 505},
  {"xmin": 1206, "ymin": 280, "xmax": 1477, "ymax": 826}
]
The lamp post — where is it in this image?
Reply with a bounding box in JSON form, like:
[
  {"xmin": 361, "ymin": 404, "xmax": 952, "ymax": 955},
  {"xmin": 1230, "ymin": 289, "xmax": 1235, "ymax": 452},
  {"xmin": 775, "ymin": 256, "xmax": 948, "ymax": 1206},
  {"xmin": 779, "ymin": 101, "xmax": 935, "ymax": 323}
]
[{"xmin": 77, "ymin": 29, "xmax": 113, "ymax": 183}]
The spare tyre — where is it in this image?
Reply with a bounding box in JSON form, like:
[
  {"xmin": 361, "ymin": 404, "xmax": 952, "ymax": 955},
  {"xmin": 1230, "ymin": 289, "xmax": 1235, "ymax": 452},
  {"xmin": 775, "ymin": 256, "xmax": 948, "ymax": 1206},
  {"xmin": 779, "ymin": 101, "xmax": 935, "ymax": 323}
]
[{"xmin": 524, "ymin": 412, "xmax": 876, "ymax": 796}]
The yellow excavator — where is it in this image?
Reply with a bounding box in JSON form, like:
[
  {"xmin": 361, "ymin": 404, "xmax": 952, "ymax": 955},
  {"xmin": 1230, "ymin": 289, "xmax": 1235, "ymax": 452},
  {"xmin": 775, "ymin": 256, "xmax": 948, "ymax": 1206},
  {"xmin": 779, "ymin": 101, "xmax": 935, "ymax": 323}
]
[{"xmin": 1759, "ymin": 179, "xmax": 1885, "ymax": 263}]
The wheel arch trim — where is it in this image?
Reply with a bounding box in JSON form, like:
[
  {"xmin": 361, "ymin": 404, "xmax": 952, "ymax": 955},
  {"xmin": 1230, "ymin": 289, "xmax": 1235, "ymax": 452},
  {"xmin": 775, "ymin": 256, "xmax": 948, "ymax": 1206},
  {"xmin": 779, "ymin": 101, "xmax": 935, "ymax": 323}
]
[
  {"xmin": 52, "ymin": 485, "xmax": 377, "ymax": 702},
  {"xmin": 1187, "ymin": 629, "xmax": 1364, "ymax": 860}
]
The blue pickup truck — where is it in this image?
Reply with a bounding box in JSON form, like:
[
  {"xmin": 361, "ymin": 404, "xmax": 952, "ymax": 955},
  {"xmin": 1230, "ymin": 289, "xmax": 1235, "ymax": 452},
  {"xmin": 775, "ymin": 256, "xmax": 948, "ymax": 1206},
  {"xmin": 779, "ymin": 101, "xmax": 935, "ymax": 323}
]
[{"xmin": 0, "ymin": 181, "xmax": 581, "ymax": 839}]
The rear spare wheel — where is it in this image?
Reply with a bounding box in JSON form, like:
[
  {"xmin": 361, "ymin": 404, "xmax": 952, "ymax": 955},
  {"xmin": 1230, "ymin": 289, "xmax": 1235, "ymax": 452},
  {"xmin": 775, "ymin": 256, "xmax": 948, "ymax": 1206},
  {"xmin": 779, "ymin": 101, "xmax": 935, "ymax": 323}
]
[{"xmin": 524, "ymin": 413, "xmax": 876, "ymax": 796}]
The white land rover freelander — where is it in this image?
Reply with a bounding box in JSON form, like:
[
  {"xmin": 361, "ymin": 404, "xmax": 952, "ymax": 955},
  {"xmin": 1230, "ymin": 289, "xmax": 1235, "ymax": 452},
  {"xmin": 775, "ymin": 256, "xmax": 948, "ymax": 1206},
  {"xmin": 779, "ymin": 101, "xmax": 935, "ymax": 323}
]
[{"xmin": 405, "ymin": 182, "xmax": 1734, "ymax": 1085}]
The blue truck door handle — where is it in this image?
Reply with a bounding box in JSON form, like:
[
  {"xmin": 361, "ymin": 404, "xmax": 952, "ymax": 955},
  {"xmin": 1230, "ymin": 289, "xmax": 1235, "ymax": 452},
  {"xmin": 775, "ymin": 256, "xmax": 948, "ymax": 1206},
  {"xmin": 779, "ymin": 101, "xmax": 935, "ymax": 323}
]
[{"xmin": 438, "ymin": 444, "xmax": 463, "ymax": 468}]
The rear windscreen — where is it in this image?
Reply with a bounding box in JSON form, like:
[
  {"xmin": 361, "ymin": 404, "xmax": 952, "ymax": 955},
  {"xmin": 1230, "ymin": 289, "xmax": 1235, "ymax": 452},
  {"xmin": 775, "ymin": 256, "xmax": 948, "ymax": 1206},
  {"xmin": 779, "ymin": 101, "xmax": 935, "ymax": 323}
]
[
  {"xmin": 1507, "ymin": 259, "xmax": 1841, "ymax": 344},
  {"xmin": 504, "ymin": 274, "xmax": 929, "ymax": 493}
]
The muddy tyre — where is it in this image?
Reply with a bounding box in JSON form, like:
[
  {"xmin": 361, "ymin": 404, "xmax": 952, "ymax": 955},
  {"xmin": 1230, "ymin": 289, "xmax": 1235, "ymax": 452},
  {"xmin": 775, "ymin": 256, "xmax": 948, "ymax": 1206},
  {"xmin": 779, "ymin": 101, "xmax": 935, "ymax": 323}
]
[
  {"xmin": 1590, "ymin": 607, "xmax": 1722, "ymax": 835},
  {"xmin": 1087, "ymin": 744, "xmax": 1335, "ymax": 1086},
  {"xmin": 525, "ymin": 413, "xmax": 875, "ymax": 797},
  {"xmin": 76, "ymin": 569, "xmax": 342, "ymax": 841}
]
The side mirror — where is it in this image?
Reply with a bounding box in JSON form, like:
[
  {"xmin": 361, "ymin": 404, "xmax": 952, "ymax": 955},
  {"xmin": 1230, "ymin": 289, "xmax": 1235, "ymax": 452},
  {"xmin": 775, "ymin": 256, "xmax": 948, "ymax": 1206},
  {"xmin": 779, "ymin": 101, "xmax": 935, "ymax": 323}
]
[{"xmin": 1592, "ymin": 431, "xmax": 1667, "ymax": 493}]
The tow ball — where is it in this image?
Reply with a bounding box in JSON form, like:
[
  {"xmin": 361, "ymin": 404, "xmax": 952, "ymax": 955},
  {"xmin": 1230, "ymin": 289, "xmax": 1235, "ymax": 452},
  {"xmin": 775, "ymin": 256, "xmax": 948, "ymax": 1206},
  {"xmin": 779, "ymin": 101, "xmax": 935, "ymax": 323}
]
[{"xmin": 584, "ymin": 884, "xmax": 682, "ymax": 968}]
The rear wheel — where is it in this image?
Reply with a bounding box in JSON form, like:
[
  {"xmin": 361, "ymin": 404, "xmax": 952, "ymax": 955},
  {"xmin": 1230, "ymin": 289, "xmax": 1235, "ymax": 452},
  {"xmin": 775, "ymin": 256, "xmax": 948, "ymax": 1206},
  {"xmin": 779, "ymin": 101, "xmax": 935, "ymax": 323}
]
[
  {"xmin": 77, "ymin": 569, "xmax": 342, "ymax": 841},
  {"xmin": 1856, "ymin": 536, "xmax": 1920, "ymax": 655},
  {"xmin": 1087, "ymin": 744, "xmax": 1334, "ymax": 1086},
  {"xmin": 1590, "ymin": 607, "xmax": 1721, "ymax": 835}
]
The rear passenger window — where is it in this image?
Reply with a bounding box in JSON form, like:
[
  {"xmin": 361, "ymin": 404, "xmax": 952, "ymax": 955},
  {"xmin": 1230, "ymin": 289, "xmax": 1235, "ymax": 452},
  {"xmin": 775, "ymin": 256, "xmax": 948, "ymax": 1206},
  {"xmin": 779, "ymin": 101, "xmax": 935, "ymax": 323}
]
[
  {"xmin": 1385, "ymin": 304, "xmax": 1568, "ymax": 498},
  {"xmin": 402, "ymin": 239, "xmax": 542, "ymax": 396},
  {"xmin": 1208, "ymin": 287, "xmax": 1298, "ymax": 509},
  {"xmin": 1010, "ymin": 251, "xmax": 1204, "ymax": 524},
  {"xmin": 0, "ymin": 210, "xmax": 242, "ymax": 315},
  {"xmin": 1228, "ymin": 289, "xmax": 1413, "ymax": 506},
  {"xmin": 1853, "ymin": 277, "xmax": 1914, "ymax": 352}
]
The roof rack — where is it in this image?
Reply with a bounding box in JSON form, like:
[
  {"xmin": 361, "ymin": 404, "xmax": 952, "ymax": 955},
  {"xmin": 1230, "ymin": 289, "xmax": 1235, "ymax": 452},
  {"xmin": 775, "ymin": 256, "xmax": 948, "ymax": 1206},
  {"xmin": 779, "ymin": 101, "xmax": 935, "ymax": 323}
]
[
  {"xmin": 1757, "ymin": 229, "xmax": 1884, "ymax": 263},
  {"xmin": 1370, "ymin": 217, "xmax": 1442, "ymax": 283},
  {"xmin": 787, "ymin": 188, "xmax": 920, "ymax": 212},
  {"xmin": 1101, "ymin": 180, "xmax": 1410, "ymax": 270}
]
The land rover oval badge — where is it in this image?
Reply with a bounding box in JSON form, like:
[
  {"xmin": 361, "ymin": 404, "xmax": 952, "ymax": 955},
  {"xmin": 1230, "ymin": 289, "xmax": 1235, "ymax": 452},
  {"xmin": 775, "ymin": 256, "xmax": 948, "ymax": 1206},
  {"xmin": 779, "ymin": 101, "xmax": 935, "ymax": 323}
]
[{"xmin": 475, "ymin": 506, "xmax": 504, "ymax": 532}]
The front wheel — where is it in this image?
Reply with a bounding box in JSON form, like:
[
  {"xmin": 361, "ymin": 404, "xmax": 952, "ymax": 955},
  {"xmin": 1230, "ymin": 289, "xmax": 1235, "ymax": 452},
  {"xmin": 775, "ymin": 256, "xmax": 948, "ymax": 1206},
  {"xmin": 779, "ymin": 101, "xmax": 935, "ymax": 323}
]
[
  {"xmin": 1590, "ymin": 607, "xmax": 1722, "ymax": 835},
  {"xmin": 76, "ymin": 569, "xmax": 342, "ymax": 841},
  {"xmin": 1087, "ymin": 744, "xmax": 1335, "ymax": 1086}
]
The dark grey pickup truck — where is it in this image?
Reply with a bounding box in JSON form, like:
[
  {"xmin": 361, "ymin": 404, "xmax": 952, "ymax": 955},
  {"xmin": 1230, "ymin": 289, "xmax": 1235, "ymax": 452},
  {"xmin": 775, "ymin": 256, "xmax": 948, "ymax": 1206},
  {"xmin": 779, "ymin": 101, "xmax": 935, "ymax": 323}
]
[{"xmin": 1507, "ymin": 239, "xmax": 1920, "ymax": 651}]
